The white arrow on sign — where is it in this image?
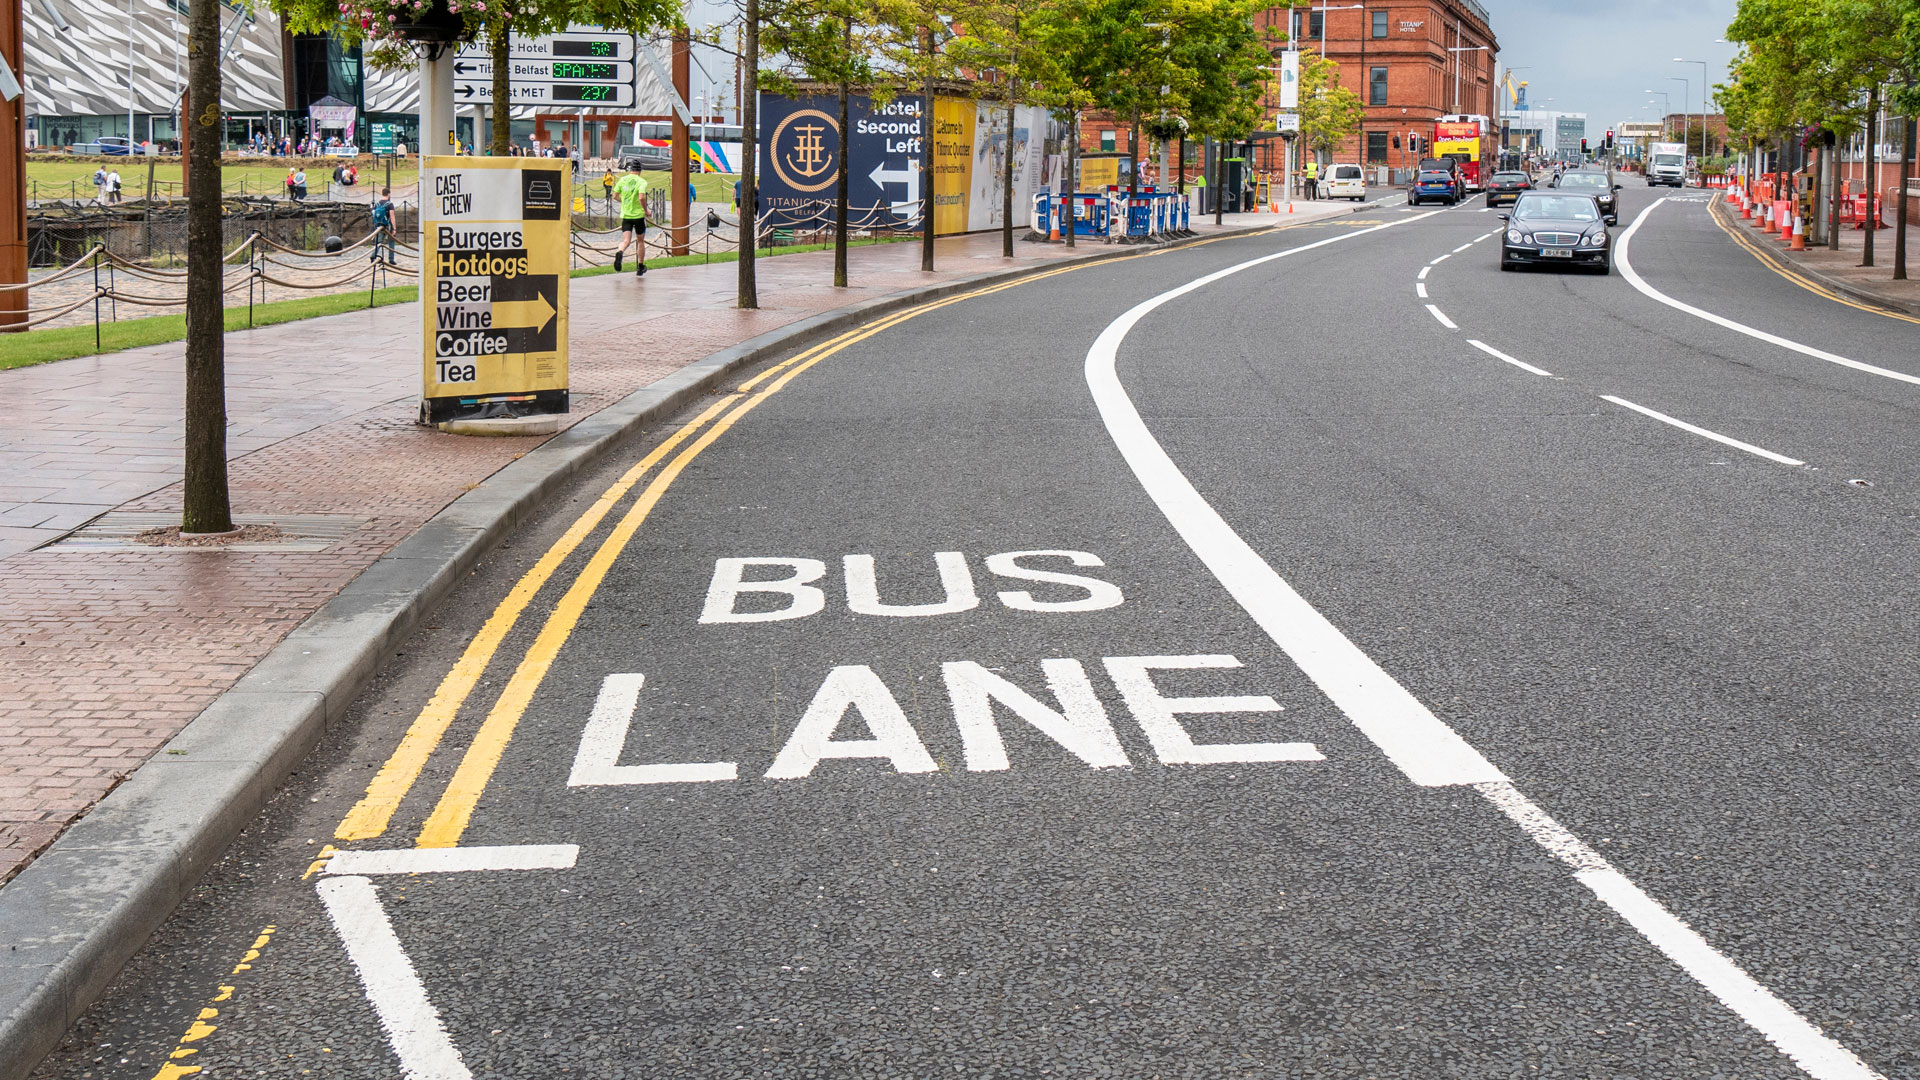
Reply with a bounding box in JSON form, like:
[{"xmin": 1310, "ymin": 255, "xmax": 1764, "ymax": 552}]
[
  {"xmin": 453, "ymin": 59, "xmax": 634, "ymax": 83},
  {"xmin": 867, "ymin": 160, "xmax": 921, "ymax": 215}
]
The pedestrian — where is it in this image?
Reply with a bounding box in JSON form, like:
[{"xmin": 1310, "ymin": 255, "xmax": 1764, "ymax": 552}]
[
  {"xmin": 732, "ymin": 178, "xmax": 741, "ymax": 213},
  {"xmin": 107, "ymin": 168, "xmax": 122, "ymax": 204},
  {"xmin": 371, "ymin": 186, "xmax": 395, "ymax": 265},
  {"xmin": 293, "ymin": 168, "xmax": 307, "ymax": 201},
  {"xmin": 611, "ymin": 161, "xmax": 650, "ymax": 276},
  {"xmin": 1304, "ymin": 158, "xmax": 1318, "ymax": 200},
  {"xmin": 687, "ymin": 179, "xmax": 696, "ymax": 209},
  {"xmin": 286, "ymin": 168, "xmax": 298, "ymax": 199},
  {"xmin": 93, "ymin": 165, "xmax": 108, "ymax": 204}
]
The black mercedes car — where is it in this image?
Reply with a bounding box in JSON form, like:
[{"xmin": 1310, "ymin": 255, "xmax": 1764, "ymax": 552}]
[
  {"xmin": 1484, "ymin": 170, "xmax": 1533, "ymax": 207},
  {"xmin": 1499, "ymin": 192, "xmax": 1611, "ymax": 273},
  {"xmin": 1551, "ymin": 169, "xmax": 1620, "ymax": 224}
]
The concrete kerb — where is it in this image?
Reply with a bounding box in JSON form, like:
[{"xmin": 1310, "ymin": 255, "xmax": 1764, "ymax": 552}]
[
  {"xmin": 1709, "ymin": 196, "xmax": 1920, "ymax": 318},
  {"xmin": 0, "ymin": 221, "xmax": 1284, "ymax": 1080}
]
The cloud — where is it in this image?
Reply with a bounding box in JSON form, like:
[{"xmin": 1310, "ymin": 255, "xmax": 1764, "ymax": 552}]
[{"xmin": 1487, "ymin": 0, "xmax": 1739, "ymax": 130}]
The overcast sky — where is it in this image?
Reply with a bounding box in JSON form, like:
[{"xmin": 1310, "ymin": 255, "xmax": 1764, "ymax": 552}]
[{"xmin": 1486, "ymin": 0, "xmax": 1739, "ymax": 129}]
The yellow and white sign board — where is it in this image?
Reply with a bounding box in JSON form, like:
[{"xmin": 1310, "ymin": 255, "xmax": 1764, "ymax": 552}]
[{"xmin": 419, "ymin": 156, "xmax": 570, "ymax": 424}]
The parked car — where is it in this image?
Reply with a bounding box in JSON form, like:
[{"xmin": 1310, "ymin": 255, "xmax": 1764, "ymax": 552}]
[
  {"xmin": 1484, "ymin": 170, "xmax": 1532, "ymax": 207},
  {"xmin": 1410, "ymin": 167, "xmax": 1462, "ymax": 206},
  {"xmin": 616, "ymin": 143, "xmax": 673, "ymax": 171},
  {"xmin": 1318, "ymin": 163, "xmax": 1366, "ymax": 201},
  {"xmin": 1499, "ymin": 192, "xmax": 1611, "ymax": 273},
  {"xmin": 81, "ymin": 136, "xmax": 133, "ymax": 156},
  {"xmin": 1551, "ymin": 169, "xmax": 1620, "ymax": 224}
]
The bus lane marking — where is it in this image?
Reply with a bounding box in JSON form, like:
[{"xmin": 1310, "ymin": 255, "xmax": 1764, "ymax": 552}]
[{"xmin": 1082, "ymin": 220, "xmax": 1890, "ymax": 1080}]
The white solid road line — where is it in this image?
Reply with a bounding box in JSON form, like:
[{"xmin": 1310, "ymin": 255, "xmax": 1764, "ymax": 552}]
[
  {"xmin": 1426, "ymin": 304, "xmax": 1458, "ymax": 329},
  {"xmin": 1600, "ymin": 395, "xmax": 1806, "ymax": 466},
  {"xmin": 1476, "ymin": 781, "xmax": 1879, "ymax": 1080},
  {"xmin": 1418, "ymin": 265, "xmax": 1432, "ymax": 280},
  {"xmin": 1082, "ymin": 232, "xmax": 1886, "ymax": 1080},
  {"xmin": 1416, "ymin": 283, "xmax": 1429, "ymax": 298},
  {"xmin": 1467, "ymin": 339, "xmax": 1553, "ymax": 377},
  {"xmin": 1083, "ymin": 209, "xmax": 1494, "ymax": 788},
  {"xmin": 1617, "ymin": 199, "xmax": 1920, "ymax": 387},
  {"xmin": 319, "ymin": 876, "xmax": 474, "ymax": 1080},
  {"xmin": 325, "ymin": 844, "xmax": 581, "ymax": 875}
]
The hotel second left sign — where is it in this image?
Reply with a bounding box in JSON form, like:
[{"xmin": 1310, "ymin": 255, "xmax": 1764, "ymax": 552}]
[{"xmin": 419, "ymin": 157, "xmax": 569, "ymax": 425}]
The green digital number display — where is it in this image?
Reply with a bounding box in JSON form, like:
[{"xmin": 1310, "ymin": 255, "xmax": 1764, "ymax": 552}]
[
  {"xmin": 550, "ymin": 62, "xmax": 616, "ymax": 80},
  {"xmin": 552, "ymin": 39, "xmax": 619, "ymax": 58},
  {"xmin": 553, "ymin": 84, "xmax": 619, "ymax": 102}
]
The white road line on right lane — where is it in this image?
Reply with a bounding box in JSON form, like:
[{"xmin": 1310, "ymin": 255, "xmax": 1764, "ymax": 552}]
[
  {"xmin": 1617, "ymin": 199, "xmax": 1920, "ymax": 387},
  {"xmin": 1467, "ymin": 339, "xmax": 1553, "ymax": 377},
  {"xmin": 1418, "ymin": 265, "xmax": 1432, "ymax": 280},
  {"xmin": 1083, "ymin": 236, "xmax": 1886, "ymax": 1080},
  {"xmin": 1416, "ymin": 282, "xmax": 1428, "ymax": 298},
  {"xmin": 1452, "ymin": 242, "xmax": 1474, "ymax": 253},
  {"xmin": 1601, "ymin": 395, "xmax": 1807, "ymax": 466},
  {"xmin": 1426, "ymin": 304, "xmax": 1457, "ymax": 329},
  {"xmin": 1429, "ymin": 253, "xmax": 1451, "ymax": 265}
]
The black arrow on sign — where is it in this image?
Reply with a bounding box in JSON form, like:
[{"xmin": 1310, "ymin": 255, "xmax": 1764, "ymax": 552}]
[
  {"xmin": 456, "ymin": 83, "xmax": 479, "ymax": 98},
  {"xmin": 454, "ymin": 61, "xmax": 485, "ymax": 75}
]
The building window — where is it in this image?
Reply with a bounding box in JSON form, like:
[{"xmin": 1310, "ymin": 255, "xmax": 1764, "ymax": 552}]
[
  {"xmin": 1100, "ymin": 130, "xmax": 1116, "ymax": 152},
  {"xmin": 1369, "ymin": 66, "xmax": 1388, "ymax": 106},
  {"xmin": 1372, "ymin": 10, "xmax": 1388, "ymax": 38},
  {"xmin": 1292, "ymin": 10, "xmax": 1323, "ymax": 39},
  {"xmin": 1367, "ymin": 131, "xmax": 1389, "ymax": 163}
]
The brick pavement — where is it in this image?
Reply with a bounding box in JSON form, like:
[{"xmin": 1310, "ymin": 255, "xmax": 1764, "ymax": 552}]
[{"xmin": 0, "ymin": 211, "xmax": 1307, "ymax": 884}]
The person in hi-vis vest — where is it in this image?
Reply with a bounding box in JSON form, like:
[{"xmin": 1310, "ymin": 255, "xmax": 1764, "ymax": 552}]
[{"xmin": 1304, "ymin": 158, "xmax": 1319, "ymax": 200}]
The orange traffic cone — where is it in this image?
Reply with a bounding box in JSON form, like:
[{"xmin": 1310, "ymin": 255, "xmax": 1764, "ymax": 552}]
[{"xmin": 1790, "ymin": 213, "xmax": 1806, "ymax": 250}]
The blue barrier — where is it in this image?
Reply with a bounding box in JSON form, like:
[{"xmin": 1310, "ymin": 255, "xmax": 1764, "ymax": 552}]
[
  {"xmin": 1126, "ymin": 193, "xmax": 1152, "ymax": 237},
  {"xmin": 1032, "ymin": 191, "xmax": 1052, "ymax": 235},
  {"xmin": 1067, "ymin": 193, "xmax": 1110, "ymax": 237}
]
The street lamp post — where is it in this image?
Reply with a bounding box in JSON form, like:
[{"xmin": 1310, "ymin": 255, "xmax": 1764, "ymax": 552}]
[
  {"xmin": 1668, "ymin": 75, "xmax": 1690, "ymax": 175},
  {"xmin": 1675, "ymin": 58, "xmax": 1711, "ymax": 156},
  {"xmin": 1644, "ymin": 90, "xmax": 1671, "ymax": 138},
  {"xmin": 1448, "ymin": 43, "xmax": 1489, "ymax": 115},
  {"xmin": 1313, "ymin": 3, "xmax": 1363, "ymax": 58}
]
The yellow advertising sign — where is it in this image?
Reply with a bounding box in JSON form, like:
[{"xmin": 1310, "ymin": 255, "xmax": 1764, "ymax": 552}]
[
  {"xmin": 931, "ymin": 97, "xmax": 974, "ymax": 236},
  {"xmin": 419, "ymin": 156, "xmax": 570, "ymax": 425},
  {"xmin": 1079, "ymin": 157, "xmax": 1120, "ymax": 190}
]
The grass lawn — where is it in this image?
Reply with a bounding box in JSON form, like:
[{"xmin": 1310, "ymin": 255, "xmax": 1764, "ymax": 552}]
[
  {"xmin": 0, "ymin": 234, "xmax": 907, "ymax": 371},
  {"xmin": 28, "ymin": 159, "xmax": 740, "ymax": 205}
]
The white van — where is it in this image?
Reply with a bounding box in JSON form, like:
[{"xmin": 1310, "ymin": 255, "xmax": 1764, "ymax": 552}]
[{"xmin": 1319, "ymin": 163, "xmax": 1366, "ymax": 201}]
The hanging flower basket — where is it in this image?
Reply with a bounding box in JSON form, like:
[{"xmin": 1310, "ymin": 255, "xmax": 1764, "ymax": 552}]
[{"xmin": 347, "ymin": 0, "xmax": 496, "ymax": 46}]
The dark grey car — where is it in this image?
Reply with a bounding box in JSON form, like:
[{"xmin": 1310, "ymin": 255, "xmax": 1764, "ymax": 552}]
[
  {"xmin": 1499, "ymin": 192, "xmax": 1611, "ymax": 274},
  {"xmin": 1552, "ymin": 169, "xmax": 1621, "ymax": 224}
]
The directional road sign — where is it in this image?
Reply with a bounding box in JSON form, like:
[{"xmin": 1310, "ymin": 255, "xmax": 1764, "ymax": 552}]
[{"xmin": 454, "ymin": 29, "xmax": 635, "ymax": 108}]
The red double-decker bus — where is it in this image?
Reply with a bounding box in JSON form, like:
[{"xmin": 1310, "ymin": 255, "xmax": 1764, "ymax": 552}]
[{"xmin": 1434, "ymin": 114, "xmax": 1492, "ymax": 191}]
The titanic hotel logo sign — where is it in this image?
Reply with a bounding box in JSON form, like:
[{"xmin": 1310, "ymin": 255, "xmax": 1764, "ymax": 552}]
[{"xmin": 771, "ymin": 109, "xmax": 841, "ymax": 193}]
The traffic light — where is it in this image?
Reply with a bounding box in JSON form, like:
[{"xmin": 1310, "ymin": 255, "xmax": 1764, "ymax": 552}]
[
  {"xmin": 1581, "ymin": 138, "xmax": 1589, "ymax": 155},
  {"xmin": 1605, "ymin": 130, "xmax": 1615, "ymax": 149},
  {"xmin": 1392, "ymin": 134, "xmax": 1401, "ymax": 149}
]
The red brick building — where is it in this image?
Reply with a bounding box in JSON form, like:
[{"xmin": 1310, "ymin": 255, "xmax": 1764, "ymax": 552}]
[
  {"xmin": 1267, "ymin": 0, "xmax": 1500, "ymax": 171},
  {"xmin": 1083, "ymin": 0, "xmax": 1499, "ymax": 184}
]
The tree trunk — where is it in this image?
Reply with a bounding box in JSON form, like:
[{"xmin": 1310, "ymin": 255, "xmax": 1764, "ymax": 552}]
[
  {"xmin": 834, "ymin": 20, "xmax": 850, "ymax": 288},
  {"xmin": 738, "ymin": 0, "xmax": 759, "ymax": 308},
  {"xmin": 182, "ymin": 0, "xmax": 230, "ymax": 534},
  {"xmin": 920, "ymin": 29, "xmax": 935, "ymax": 272},
  {"xmin": 1896, "ymin": 105, "xmax": 1911, "ymax": 281},
  {"xmin": 1864, "ymin": 88, "xmax": 1878, "ymax": 268},
  {"xmin": 1063, "ymin": 109, "xmax": 1076, "ymax": 248},
  {"xmin": 1828, "ymin": 140, "xmax": 1841, "ymax": 250},
  {"xmin": 1213, "ymin": 136, "xmax": 1223, "ymax": 225},
  {"xmin": 1002, "ymin": 97, "xmax": 1015, "ymax": 257},
  {"xmin": 490, "ymin": 21, "xmax": 511, "ymax": 155}
]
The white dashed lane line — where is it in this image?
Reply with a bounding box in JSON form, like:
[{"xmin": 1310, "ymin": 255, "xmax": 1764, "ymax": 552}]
[
  {"xmin": 1601, "ymin": 395, "xmax": 1807, "ymax": 466},
  {"xmin": 1451, "ymin": 242, "xmax": 1474, "ymax": 253},
  {"xmin": 1429, "ymin": 253, "xmax": 1451, "ymax": 265},
  {"xmin": 1426, "ymin": 304, "xmax": 1458, "ymax": 329},
  {"xmin": 1467, "ymin": 339, "xmax": 1554, "ymax": 377},
  {"xmin": 1416, "ymin": 283, "xmax": 1429, "ymax": 298},
  {"xmin": 1418, "ymin": 265, "xmax": 1432, "ymax": 280}
]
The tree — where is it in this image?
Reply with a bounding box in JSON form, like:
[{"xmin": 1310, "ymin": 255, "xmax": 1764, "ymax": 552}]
[
  {"xmin": 1296, "ymin": 49, "xmax": 1363, "ymax": 165},
  {"xmin": 182, "ymin": 0, "xmax": 230, "ymax": 534},
  {"xmin": 762, "ymin": 0, "xmax": 880, "ymax": 286}
]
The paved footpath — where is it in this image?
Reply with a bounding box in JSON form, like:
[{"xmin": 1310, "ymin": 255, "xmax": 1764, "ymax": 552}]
[{"xmin": 0, "ymin": 207, "xmax": 1368, "ymax": 888}]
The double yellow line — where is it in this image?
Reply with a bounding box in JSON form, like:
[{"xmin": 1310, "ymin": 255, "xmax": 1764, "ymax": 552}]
[
  {"xmin": 1710, "ymin": 199, "xmax": 1920, "ymax": 326},
  {"xmin": 334, "ymin": 264, "xmax": 1091, "ymax": 849}
]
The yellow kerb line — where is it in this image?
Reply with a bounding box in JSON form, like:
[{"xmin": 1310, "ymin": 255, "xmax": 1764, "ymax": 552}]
[
  {"xmin": 411, "ymin": 289, "xmax": 981, "ymax": 849},
  {"xmin": 1710, "ymin": 200, "xmax": 1920, "ymax": 326},
  {"xmin": 332, "ymin": 392, "xmax": 745, "ymax": 841}
]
